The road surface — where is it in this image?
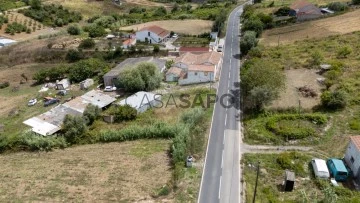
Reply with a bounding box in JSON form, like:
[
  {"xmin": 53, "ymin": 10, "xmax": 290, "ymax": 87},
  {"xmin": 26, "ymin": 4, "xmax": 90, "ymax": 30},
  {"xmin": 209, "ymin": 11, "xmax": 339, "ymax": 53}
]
[{"xmin": 198, "ymin": 3, "xmax": 246, "ymax": 203}]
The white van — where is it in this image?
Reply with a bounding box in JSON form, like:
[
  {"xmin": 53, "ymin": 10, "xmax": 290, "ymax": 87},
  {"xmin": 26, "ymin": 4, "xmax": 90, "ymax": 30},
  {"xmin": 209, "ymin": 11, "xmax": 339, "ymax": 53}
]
[
  {"xmin": 311, "ymin": 158, "xmax": 330, "ymax": 179},
  {"xmin": 217, "ymin": 39, "xmax": 224, "ymax": 52}
]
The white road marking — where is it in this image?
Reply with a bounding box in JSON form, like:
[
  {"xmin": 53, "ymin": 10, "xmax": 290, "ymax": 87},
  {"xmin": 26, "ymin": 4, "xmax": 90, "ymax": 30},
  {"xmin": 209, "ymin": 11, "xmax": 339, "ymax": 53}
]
[
  {"xmin": 219, "ymin": 176, "xmax": 222, "ymax": 200},
  {"xmin": 225, "ymin": 113, "xmax": 227, "ymax": 126},
  {"xmin": 221, "ymin": 150, "xmax": 224, "ymax": 168}
]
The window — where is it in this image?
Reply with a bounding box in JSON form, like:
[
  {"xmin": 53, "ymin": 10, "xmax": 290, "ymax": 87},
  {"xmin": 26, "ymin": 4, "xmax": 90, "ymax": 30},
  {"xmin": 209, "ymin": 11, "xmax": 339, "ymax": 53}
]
[
  {"xmin": 148, "ymin": 32, "xmax": 150, "ymax": 36},
  {"xmin": 194, "ymin": 72, "xmax": 198, "ymax": 75},
  {"xmin": 351, "ymin": 156, "xmax": 355, "ymax": 163}
]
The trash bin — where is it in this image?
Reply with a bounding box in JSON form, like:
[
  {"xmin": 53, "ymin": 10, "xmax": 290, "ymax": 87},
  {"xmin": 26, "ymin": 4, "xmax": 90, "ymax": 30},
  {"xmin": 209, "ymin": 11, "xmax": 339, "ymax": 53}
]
[{"xmin": 186, "ymin": 155, "xmax": 193, "ymax": 168}]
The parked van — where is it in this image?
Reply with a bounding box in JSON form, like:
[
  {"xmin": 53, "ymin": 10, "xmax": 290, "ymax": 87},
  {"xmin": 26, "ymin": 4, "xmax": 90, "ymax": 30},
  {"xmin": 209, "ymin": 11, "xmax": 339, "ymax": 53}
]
[
  {"xmin": 311, "ymin": 158, "xmax": 330, "ymax": 179},
  {"xmin": 217, "ymin": 39, "xmax": 224, "ymax": 52},
  {"xmin": 327, "ymin": 158, "xmax": 349, "ymax": 182}
]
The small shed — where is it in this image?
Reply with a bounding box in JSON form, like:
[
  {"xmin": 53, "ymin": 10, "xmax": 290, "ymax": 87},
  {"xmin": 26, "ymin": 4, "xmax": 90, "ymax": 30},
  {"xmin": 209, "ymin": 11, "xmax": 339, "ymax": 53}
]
[
  {"xmin": 284, "ymin": 170, "xmax": 295, "ymax": 192},
  {"xmin": 80, "ymin": 79, "xmax": 94, "ymax": 90},
  {"xmin": 344, "ymin": 136, "xmax": 360, "ymax": 184},
  {"xmin": 327, "ymin": 158, "xmax": 349, "ymax": 182},
  {"xmin": 56, "ymin": 78, "xmax": 70, "ymax": 90},
  {"xmin": 117, "ymin": 91, "xmax": 161, "ymax": 113}
]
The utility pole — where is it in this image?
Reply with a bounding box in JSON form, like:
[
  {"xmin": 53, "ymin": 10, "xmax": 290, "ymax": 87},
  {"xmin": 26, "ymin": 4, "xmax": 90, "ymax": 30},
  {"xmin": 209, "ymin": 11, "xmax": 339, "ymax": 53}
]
[{"xmin": 252, "ymin": 161, "xmax": 260, "ymax": 203}]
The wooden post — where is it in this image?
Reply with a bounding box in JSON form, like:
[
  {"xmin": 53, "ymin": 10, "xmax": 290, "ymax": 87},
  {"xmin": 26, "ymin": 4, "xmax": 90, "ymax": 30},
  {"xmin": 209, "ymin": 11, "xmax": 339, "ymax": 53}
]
[{"xmin": 252, "ymin": 161, "xmax": 260, "ymax": 203}]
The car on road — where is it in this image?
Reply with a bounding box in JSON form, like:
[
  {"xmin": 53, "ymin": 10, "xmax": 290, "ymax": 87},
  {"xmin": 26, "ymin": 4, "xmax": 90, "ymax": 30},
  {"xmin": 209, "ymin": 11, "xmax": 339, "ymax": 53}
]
[
  {"xmin": 27, "ymin": 98, "xmax": 37, "ymax": 106},
  {"xmin": 44, "ymin": 98, "xmax": 60, "ymax": 107},
  {"xmin": 104, "ymin": 86, "xmax": 117, "ymax": 92}
]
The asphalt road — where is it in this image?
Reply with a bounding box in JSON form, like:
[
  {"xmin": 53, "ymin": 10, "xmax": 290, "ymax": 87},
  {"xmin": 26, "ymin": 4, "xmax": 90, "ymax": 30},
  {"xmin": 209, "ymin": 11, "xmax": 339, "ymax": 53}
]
[{"xmin": 198, "ymin": 4, "xmax": 245, "ymax": 203}]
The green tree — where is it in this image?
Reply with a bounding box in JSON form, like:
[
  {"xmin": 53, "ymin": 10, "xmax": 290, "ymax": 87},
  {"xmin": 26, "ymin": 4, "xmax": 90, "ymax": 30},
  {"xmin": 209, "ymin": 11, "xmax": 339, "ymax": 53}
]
[
  {"xmin": 66, "ymin": 49, "xmax": 83, "ymax": 62},
  {"xmin": 274, "ymin": 6, "xmax": 291, "ymax": 16},
  {"xmin": 67, "ymin": 25, "xmax": 81, "ymax": 35},
  {"xmin": 242, "ymin": 17, "xmax": 264, "ymax": 37},
  {"xmin": 62, "ymin": 115, "xmax": 87, "ymax": 144},
  {"xmin": 69, "ymin": 58, "xmax": 109, "ymax": 82},
  {"xmin": 118, "ymin": 68, "xmax": 146, "ymax": 92},
  {"xmin": 240, "ymin": 31, "xmax": 258, "ymax": 56},
  {"xmin": 153, "ymin": 45, "xmax": 160, "ymax": 53},
  {"xmin": 79, "ymin": 38, "xmax": 95, "ymax": 49},
  {"xmin": 321, "ymin": 90, "xmax": 347, "ymax": 110},
  {"xmin": 83, "ymin": 104, "xmax": 101, "ymax": 125},
  {"xmin": 241, "ymin": 59, "xmax": 285, "ymax": 110},
  {"xmin": 86, "ymin": 24, "xmax": 106, "ymax": 38},
  {"xmin": 30, "ymin": 0, "xmax": 41, "ymax": 10},
  {"xmin": 109, "ymin": 105, "xmax": 137, "ymax": 122}
]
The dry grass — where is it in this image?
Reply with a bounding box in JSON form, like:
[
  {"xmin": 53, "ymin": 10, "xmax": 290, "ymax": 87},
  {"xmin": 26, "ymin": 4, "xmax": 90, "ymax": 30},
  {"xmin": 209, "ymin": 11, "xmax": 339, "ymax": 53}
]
[
  {"xmin": 270, "ymin": 69, "xmax": 322, "ymax": 110},
  {"xmin": 0, "ymin": 12, "xmax": 57, "ymax": 41},
  {"xmin": 0, "ymin": 140, "xmax": 172, "ymax": 202},
  {"xmin": 261, "ymin": 9, "xmax": 360, "ymax": 46},
  {"xmin": 121, "ymin": 20, "xmax": 214, "ymax": 35}
]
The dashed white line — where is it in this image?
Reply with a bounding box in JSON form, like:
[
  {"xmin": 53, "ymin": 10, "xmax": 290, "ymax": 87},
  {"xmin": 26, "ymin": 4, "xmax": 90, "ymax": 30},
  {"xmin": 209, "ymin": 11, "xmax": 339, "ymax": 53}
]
[
  {"xmin": 219, "ymin": 176, "xmax": 222, "ymax": 200},
  {"xmin": 221, "ymin": 150, "xmax": 224, "ymax": 168},
  {"xmin": 225, "ymin": 113, "xmax": 227, "ymax": 126}
]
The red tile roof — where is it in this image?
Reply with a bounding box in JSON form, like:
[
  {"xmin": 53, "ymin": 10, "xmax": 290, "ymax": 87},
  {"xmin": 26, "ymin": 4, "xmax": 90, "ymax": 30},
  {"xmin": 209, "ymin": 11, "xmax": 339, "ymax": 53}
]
[
  {"xmin": 350, "ymin": 136, "xmax": 360, "ymax": 150},
  {"xmin": 123, "ymin": 38, "xmax": 135, "ymax": 45},
  {"xmin": 179, "ymin": 47, "xmax": 209, "ymax": 53},
  {"xmin": 188, "ymin": 65, "xmax": 215, "ymax": 72},
  {"xmin": 139, "ymin": 25, "xmax": 170, "ymax": 38},
  {"xmin": 175, "ymin": 51, "xmax": 222, "ymax": 66},
  {"xmin": 166, "ymin": 67, "xmax": 183, "ymax": 76}
]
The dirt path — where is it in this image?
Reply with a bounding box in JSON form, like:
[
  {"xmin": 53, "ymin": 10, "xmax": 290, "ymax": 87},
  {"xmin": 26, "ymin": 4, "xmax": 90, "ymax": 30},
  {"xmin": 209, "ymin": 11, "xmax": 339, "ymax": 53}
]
[{"xmin": 241, "ymin": 143, "xmax": 312, "ymax": 154}]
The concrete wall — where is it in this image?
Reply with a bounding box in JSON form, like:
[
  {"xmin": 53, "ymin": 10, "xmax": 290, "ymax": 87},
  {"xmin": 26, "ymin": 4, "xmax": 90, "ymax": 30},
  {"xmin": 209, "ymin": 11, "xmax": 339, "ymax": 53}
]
[
  {"xmin": 103, "ymin": 75, "xmax": 118, "ymax": 87},
  {"xmin": 344, "ymin": 141, "xmax": 360, "ymax": 180},
  {"xmin": 179, "ymin": 71, "xmax": 214, "ymax": 85},
  {"xmin": 136, "ymin": 30, "xmax": 168, "ymax": 44}
]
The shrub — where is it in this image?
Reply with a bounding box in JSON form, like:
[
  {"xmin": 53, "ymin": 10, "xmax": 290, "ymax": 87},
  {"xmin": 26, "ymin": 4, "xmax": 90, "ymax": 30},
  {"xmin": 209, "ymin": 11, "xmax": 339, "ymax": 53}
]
[
  {"xmin": 85, "ymin": 24, "xmax": 106, "ymax": 38},
  {"xmin": 32, "ymin": 65, "xmax": 68, "ymax": 83},
  {"xmin": 0, "ymin": 81, "xmax": 10, "ymax": 89},
  {"xmin": 69, "ymin": 58, "xmax": 109, "ymax": 82},
  {"xmin": 321, "ymin": 90, "xmax": 347, "ymax": 110},
  {"xmin": 240, "ymin": 31, "xmax": 258, "ymax": 56},
  {"xmin": 66, "ymin": 49, "xmax": 83, "ymax": 62},
  {"xmin": 67, "ymin": 25, "xmax": 80, "ymax": 35},
  {"xmin": 308, "ymin": 50, "xmax": 323, "ymax": 67},
  {"xmin": 242, "ymin": 17, "xmax": 264, "ymax": 37},
  {"xmin": 19, "ymin": 132, "xmax": 67, "ymax": 151},
  {"xmin": 327, "ymin": 2, "xmax": 348, "ymax": 11},
  {"xmin": 63, "ymin": 114, "xmax": 88, "ymax": 144},
  {"xmin": 79, "ymin": 38, "xmax": 95, "ymax": 49},
  {"xmin": 257, "ymin": 12, "xmax": 273, "ymax": 29},
  {"xmin": 5, "ymin": 22, "xmax": 27, "ymax": 34},
  {"xmin": 153, "ymin": 6, "xmax": 167, "ymax": 16},
  {"xmin": 83, "ymin": 104, "xmax": 101, "ymax": 125},
  {"xmin": 337, "ymin": 46, "xmax": 352, "ymax": 58},
  {"xmin": 108, "ymin": 105, "xmax": 137, "ymax": 123},
  {"xmin": 153, "ymin": 45, "xmax": 160, "ymax": 53},
  {"xmin": 266, "ymin": 114, "xmax": 327, "ymax": 139},
  {"xmin": 94, "ymin": 16, "xmax": 115, "ymax": 28},
  {"xmin": 274, "ymin": 6, "xmax": 291, "ymax": 16},
  {"xmin": 248, "ymin": 47, "xmax": 262, "ymax": 58}
]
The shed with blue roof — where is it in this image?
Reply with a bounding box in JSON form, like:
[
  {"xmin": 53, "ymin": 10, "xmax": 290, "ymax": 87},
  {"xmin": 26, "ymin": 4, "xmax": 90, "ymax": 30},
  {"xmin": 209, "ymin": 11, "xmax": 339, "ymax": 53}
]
[{"xmin": 326, "ymin": 158, "xmax": 349, "ymax": 182}]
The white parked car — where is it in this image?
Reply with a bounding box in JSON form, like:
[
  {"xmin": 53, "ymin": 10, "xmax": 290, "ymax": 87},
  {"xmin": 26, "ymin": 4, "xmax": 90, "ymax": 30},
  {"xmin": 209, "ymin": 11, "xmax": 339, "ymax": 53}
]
[
  {"xmin": 311, "ymin": 158, "xmax": 330, "ymax": 179},
  {"xmin": 28, "ymin": 98, "xmax": 37, "ymax": 106},
  {"xmin": 172, "ymin": 34, "xmax": 178, "ymax": 38},
  {"xmin": 104, "ymin": 86, "xmax": 117, "ymax": 92}
]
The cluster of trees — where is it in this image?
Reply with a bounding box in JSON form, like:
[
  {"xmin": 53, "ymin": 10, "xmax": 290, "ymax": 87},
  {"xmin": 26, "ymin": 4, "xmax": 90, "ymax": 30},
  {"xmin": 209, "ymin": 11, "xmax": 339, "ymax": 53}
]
[
  {"xmin": 33, "ymin": 58, "xmax": 109, "ymax": 83},
  {"xmin": 241, "ymin": 59, "xmax": 285, "ymax": 110},
  {"xmin": 67, "ymin": 25, "xmax": 80, "ymax": 35},
  {"xmin": 83, "ymin": 23, "xmax": 106, "ymax": 38},
  {"xmin": 117, "ymin": 62, "xmax": 162, "ymax": 92},
  {"xmin": 20, "ymin": 0, "xmax": 82, "ymax": 27},
  {"xmin": 108, "ymin": 105, "xmax": 137, "ymax": 123},
  {"xmin": 5, "ymin": 22, "xmax": 28, "ymax": 35}
]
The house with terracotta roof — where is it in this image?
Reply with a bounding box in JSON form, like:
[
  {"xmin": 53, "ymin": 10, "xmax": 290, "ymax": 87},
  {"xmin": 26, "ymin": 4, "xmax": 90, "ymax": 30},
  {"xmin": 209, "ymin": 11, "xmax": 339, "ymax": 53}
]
[
  {"xmin": 135, "ymin": 25, "xmax": 170, "ymax": 44},
  {"xmin": 344, "ymin": 136, "xmax": 360, "ymax": 183},
  {"xmin": 290, "ymin": 0, "xmax": 322, "ymax": 21},
  {"xmin": 179, "ymin": 47, "xmax": 210, "ymax": 55},
  {"xmin": 122, "ymin": 35, "xmax": 136, "ymax": 49},
  {"xmin": 165, "ymin": 51, "xmax": 222, "ymax": 85}
]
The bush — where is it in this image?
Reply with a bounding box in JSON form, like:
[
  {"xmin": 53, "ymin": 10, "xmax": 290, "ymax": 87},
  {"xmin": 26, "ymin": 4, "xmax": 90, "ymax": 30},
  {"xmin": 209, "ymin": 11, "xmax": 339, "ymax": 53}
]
[
  {"xmin": 5, "ymin": 22, "xmax": 27, "ymax": 34},
  {"xmin": 32, "ymin": 65, "xmax": 68, "ymax": 83},
  {"xmin": 66, "ymin": 49, "xmax": 83, "ymax": 62},
  {"xmin": 327, "ymin": 2, "xmax": 348, "ymax": 11},
  {"xmin": 19, "ymin": 132, "xmax": 67, "ymax": 151},
  {"xmin": 337, "ymin": 46, "xmax": 352, "ymax": 58},
  {"xmin": 248, "ymin": 47, "xmax": 262, "ymax": 58},
  {"xmin": 242, "ymin": 17, "xmax": 264, "ymax": 37},
  {"xmin": 308, "ymin": 50, "xmax": 323, "ymax": 67},
  {"xmin": 108, "ymin": 105, "xmax": 137, "ymax": 123},
  {"xmin": 257, "ymin": 12, "xmax": 273, "ymax": 29},
  {"xmin": 153, "ymin": 45, "xmax": 160, "ymax": 53},
  {"xmin": 63, "ymin": 114, "xmax": 88, "ymax": 144},
  {"xmin": 67, "ymin": 25, "xmax": 80, "ymax": 35},
  {"xmin": 69, "ymin": 58, "xmax": 109, "ymax": 82},
  {"xmin": 266, "ymin": 114, "xmax": 327, "ymax": 139},
  {"xmin": 79, "ymin": 38, "xmax": 95, "ymax": 49},
  {"xmin": 153, "ymin": 6, "xmax": 167, "ymax": 16},
  {"xmin": 83, "ymin": 104, "xmax": 101, "ymax": 125},
  {"xmin": 274, "ymin": 6, "xmax": 291, "ymax": 16},
  {"xmin": 321, "ymin": 90, "xmax": 347, "ymax": 110},
  {"xmin": 85, "ymin": 24, "xmax": 106, "ymax": 38},
  {"xmin": 240, "ymin": 31, "xmax": 258, "ymax": 56},
  {"xmin": 276, "ymin": 152, "xmax": 307, "ymax": 174},
  {"xmin": 0, "ymin": 81, "xmax": 10, "ymax": 89}
]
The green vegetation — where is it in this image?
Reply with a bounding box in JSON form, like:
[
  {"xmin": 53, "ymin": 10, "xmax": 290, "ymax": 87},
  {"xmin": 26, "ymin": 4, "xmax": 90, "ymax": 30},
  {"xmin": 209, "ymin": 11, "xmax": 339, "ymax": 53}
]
[
  {"xmin": 321, "ymin": 90, "xmax": 347, "ymax": 110},
  {"xmin": 241, "ymin": 59, "xmax": 285, "ymax": 111},
  {"xmin": 83, "ymin": 104, "xmax": 101, "ymax": 125},
  {"xmin": 67, "ymin": 24, "xmax": 81, "ymax": 35},
  {"xmin": 20, "ymin": 1, "xmax": 82, "ymax": 27},
  {"xmin": 19, "ymin": 131, "xmax": 67, "ymax": 151},
  {"xmin": 79, "ymin": 38, "xmax": 95, "ymax": 49},
  {"xmin": 83, "ymin": 24, "xmax": 106, "ymax": 38},
  {"xmin": 0, "ymin": 82, "xmax": 10, "ymax": 89},
  {"xmin": 240, "ymin": 31, "xmax": 258, "ymax": 56},
  {"xmin": 68, "ymin": 58, "xmax": 109, "ymax": 83},
  {"xmin": 62, "ymin": 114, "xmax": 88, "ymax": 144},
  {"xmin": 0, "ymin": 0, "xmax": 26, "ymax": 11},
  {"xmin": 32, "ymin": 65, "xmax": 68, "ymax": 83},
  {"xmin": 107, "ymin": 105, "xmax": 137, "ymax": 123},
  {"xmin": 5, "ymin": 22, "xmax": 27, "ymax": 35},
  {"xmin": 117, "ymin": 62, "xmax": 162, "ymax": 92},
  {"xmin": 0, "ymin": 16, "xmax": 9, "ymax": 28},
  {"xmin": 327, "ymin": 2, "xmax": 349, "ymax": 11}
]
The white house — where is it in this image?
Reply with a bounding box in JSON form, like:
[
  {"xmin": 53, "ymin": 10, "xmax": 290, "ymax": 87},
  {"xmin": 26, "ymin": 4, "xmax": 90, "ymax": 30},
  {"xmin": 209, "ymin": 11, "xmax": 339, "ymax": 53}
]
[
  {"xmin": 344, "ymin": 136, "xmax": 360, "ymax": 183},
  {"xmin": 136, "ymin": 25, "xmax": 170, "ymax": 44},
  {"xmin": 118, "ymin": 91, "xmax": 162, "ymax": 113},
  {"xmin": 165, "ymin": 51, "xmax": 222, "ymax": 85}
]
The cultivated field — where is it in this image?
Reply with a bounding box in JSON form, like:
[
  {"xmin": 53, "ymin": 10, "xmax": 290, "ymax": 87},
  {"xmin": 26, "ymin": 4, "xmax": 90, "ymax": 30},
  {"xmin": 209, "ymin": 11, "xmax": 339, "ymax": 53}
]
[
  {"xmin": 0, "ymin": 140, "xmax": 172, "ymax": 202},
  {"xmin": 261, "ymin": 9, "xmax": 360, "ymax": 46},
  {"xmin": 121, "ymin": 19, "xmax": 213, "ymax": 35},
  {"xmin": 0, "ymin": 11, "xmax": 57, "ymax": 41}
]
